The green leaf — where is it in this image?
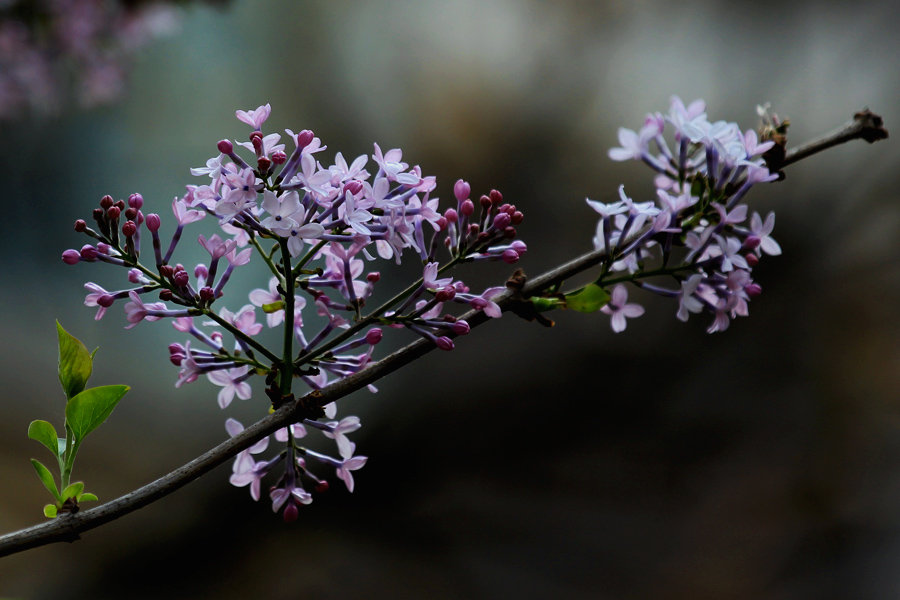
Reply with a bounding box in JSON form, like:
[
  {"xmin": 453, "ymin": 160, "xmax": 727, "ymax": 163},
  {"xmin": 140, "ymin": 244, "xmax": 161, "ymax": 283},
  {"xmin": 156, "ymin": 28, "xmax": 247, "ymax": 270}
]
[
  {"xmin": 30, "ymin": 459, "xmax": 60, "ymax": 501},
  {"xmin": 57, "ymin": 321, "xmax": 94, "ymax": 400},
  {"xmin": 43, "ymin": 504, "xmax": 58, "ymax": 518},
  {"xmin": 65, "ymin": 384, "xmax": 129, "ymax": 442},
  {"xmin": 565, "ymin": 284, "xmax": 611, "ymax": 313},
  {"xmin": 79, "ymin": 492, "xmax": 98, "ymax": 503},
  {"xmin": 27, "ymin": 420, "xmax": 60, "ymax": 457},
  {"xmin": 61, "ymin": 482, "xmax": 84, "ymax": 501}
]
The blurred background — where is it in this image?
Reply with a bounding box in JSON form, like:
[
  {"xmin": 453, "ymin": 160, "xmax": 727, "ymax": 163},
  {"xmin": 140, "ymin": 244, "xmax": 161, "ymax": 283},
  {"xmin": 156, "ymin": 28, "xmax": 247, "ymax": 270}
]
[{"xmin": 1, "ymin": 0, "xmax": 898, "ymax": 598}]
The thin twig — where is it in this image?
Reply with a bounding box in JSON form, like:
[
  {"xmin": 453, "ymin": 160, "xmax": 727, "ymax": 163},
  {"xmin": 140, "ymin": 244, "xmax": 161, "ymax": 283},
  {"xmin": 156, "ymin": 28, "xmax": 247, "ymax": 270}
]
[{"xmin": 0, "ymin": 107, "xmax": 887, "ymax": 558}]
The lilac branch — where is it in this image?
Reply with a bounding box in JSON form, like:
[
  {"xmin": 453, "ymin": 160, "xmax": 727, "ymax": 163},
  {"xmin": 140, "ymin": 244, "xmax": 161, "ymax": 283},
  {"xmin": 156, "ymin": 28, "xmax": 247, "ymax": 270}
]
[{"xmin": 0, "ymin": 107, "xmax": 887, "ymax": 559}]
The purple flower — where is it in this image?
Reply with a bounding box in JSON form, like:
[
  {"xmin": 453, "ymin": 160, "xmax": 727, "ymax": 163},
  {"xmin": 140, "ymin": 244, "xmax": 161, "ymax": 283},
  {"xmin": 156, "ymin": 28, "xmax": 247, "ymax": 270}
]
[
  {"xmin": 235, "ymin": 104, "xmax": 271, "ymax": 129},
  {"xmin": 123, "ymin": 290, "xmax": 166, "ymax": 329},
  {"xmin": 749, "ymin": 211, "xmax": 781, "ymax": 256},
  {"xmin": 335, "ymin": 455, "xmax": 368, "ymax": 493},
  {"xmin": 600, "ymin": 285, "xmax": 644, "ymax": 333},
  {"xmin": 207, "ymin": 366, "xmax": 252, "ymax": 409},
  {"xmin": 322, "ymin": 416, "xmax": 362, "ymax": 460}
]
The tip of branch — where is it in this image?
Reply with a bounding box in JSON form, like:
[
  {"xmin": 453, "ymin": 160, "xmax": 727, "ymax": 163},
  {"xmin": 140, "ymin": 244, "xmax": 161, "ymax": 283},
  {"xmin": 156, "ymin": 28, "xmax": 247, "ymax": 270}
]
[{"xmin": 854, "ymin": 109, "xmax": 889, "ymax": 143}]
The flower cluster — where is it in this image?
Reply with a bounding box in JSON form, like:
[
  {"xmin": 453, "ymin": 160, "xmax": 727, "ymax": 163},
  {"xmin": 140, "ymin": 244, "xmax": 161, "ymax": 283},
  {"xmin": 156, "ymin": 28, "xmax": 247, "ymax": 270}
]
[
  {"xmin": 0, "ymin": 0, "xmax": 180, "ymax": 118},
  {"xmin": 62, "ymin": 104, "xmax": 525, "ymax": 518},
  {"xmin": 587, "ymin": 96, "xmax": 781, "ymax": 333}
]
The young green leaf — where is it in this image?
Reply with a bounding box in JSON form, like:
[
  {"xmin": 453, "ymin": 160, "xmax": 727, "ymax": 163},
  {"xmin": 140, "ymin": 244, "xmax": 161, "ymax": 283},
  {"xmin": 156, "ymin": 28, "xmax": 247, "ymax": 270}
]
[
  {"xmin": 61, "ymin": 482, "xmax": 85, "ymax": 501},
  {"xmin": 43, "ymin": 504, "xmax": 58, "ymax": 518},
  {"xmin": 27, "ymin": 420, "xmax": 60, "ymax": 457},
  {"xmin": 65, "ymin": 384, "xmax": 129, "ymax": 441},
  {"xmin": 30, "ymin": 458, "xmax": 61, "ymax": 501},
  {"xmin": 56, "ymin": 321, "xmax": 94, "ymax": 400},
  {"xmin": 79, "ymin": 492, "xmax": 98, "ymax": 503},
  {"xmin": 565, "ymin": 284, "xmax": 612, "ymax": 313}
]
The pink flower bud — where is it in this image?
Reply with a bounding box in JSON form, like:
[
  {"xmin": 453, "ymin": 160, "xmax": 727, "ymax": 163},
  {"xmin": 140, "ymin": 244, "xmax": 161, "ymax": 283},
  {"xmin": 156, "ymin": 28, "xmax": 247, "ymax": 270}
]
[
  {"xmin": 366, "ymin": 271, "xmax": 381, "ymax": 283},
  {"xmin": 74, "ymin": 219, "xmax": 87, "ymax": 232},
  {"xmin": 79, "ymin": 245, "xmax": 98, "ymax": 261},
  {"xmin": 106, "ymin": 205, "xmax": 121, "ymax": 220},
  {"xmin": 511, "ymin": 240, "xmax": 527, "ymax": 253},
  {"xmin": 97, "ymin": 294, "xmax": 115, "ymax": 307},
  {"xmin": 315, "ymin": 481, "xmax": 330, "ymax": 493},
  {"xmin": 435, "ymin": 286, "xmax": 456, "ymax": 302},
  {"xmin": 345, "ymin": 180, "xmax": 363, "ymax": 195},
  {"xmin": 128, "ymin": 193, "xmax": 144, "ymax": 209},
  {"xmin": 745, "ymin": 253, "xmax": 759, "ymax": 267},
  {"xmin": 501, "ymin": 248, "xmax": 519, "ymax": 264},
  {"xmin": 272, "ymin": 150, "xmax": 287, "ymax": 164},
  {"xmin": 435, "ymin": 336, "xmax": 455, "ymax": 351},
  {"xmin": 194, "ymin": 263, "xmax": 209, "ymax": 280},
  {"xmin": 444, "ymin": 208, "xmax": 459, "ymax": 223},
  {"xmin": 460, "ymin": 199, "xmax": 475, "ymax": 216},
  {"xmin": 366, "ymin": 328, "xmax": 383, "ymax": 345},
  {"xmin": 479, "ymin": 195, "xmax": 491, "ymax": 210},
  {"xmin": 99, "ymin": 195, "xmax": 114, "ymax": 209},
  {"xmin": 492, "ymin": 212, "xmax": 511, "ymax": 229},
  {"xmin": 145, "ymin": 213, "xmax": 161, "ymax": 232},
  {"xmin": 489, "ymin": 189, "xmax": 503, "ymax": 205},
  {"xmin": 96, "ymin": 243, "xmax": 110, "ymax": 254},
  {"xmin": 451, "ymin": 320, "xmax": 470, "ymax": 335},
  {"xmin": 436, "ymin": 216, "xmax": 448, "ymax": 231},
  {"xmin": 62, "ymin": 249, "xmax": 81, "ymax": 264},
  {"xmin": 511, "ymin": 210, "xmax": 524, "ymax": 225},
  {"xmin": 296, "ymin": 129, "xmax": 315, "ymax": 150},
  {"xmin": 745, "ymin": 283, "xmax": 763, "ymax": 297},
  {"xmin": 257, "ymin": 156, "xmax": 272, "ymax": 173},
  {"xmin": 217, "ymin": 139, "xmax": 233, "ymax": 154},
  {"xmin": 453, "ymin": 179, "xmax": 471, "ymax": 202},
  {"xmin": 122, "ymin": 221, "xmax": 137, "ymax": 237}
]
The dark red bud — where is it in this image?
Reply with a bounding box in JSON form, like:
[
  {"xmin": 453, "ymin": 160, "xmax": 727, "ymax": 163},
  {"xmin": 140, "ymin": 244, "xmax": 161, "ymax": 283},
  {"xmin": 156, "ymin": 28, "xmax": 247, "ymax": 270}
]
[
  {"xmin": 366, "ymin": 272, "xmax": 381, "ymax": 282},
  {"xmin": 436, "ymin": 216, "xmax": 448, "ymax": 231},
  {"xmin": 99, "ymin": 195, "xmax": 114, "ymax": 209},
  {"xmin": 217, "ymin": 139, "xmax": 233, "ymax": 154},
  {"xmin": 745, "ymin": 253, "xmax": 759, "ymax": 267},
  {"xmin": 365, "ymin": 328, "xmax": 383, "ymax": 345},
  {"xmin": 97, "ymin": 294, "xmax": 115, "ymax": 307},
  {"xmin": 296, "ymin": 129, "xmax": 315, "ymax": 149},
  {"xmin": 489, "ymin": 189, "xmax": 503, "ymax": 205},
  {"xmin": 257, "ymin": 156, "xmax": 272, "ymax": 173},
  {"xmin": 159, "ymin": 265, "xmax": 174, "ymax": 278},
  {"xmin": 159, "ymin": 289, "xmax": 173, "ymax": 301},
  {"xmin": 125, "ymin": 207, "xmax": 137, "ymax": 220},
  {"xmin": 479, "ymin": 195, "xmax": 491, "ymax": 209},
  {"xmin": 199, "ymin": 287, "xmax": 215, "ymax": 302},
  {"xmin": 283, "ymin": 503, "xmax": 299, "ymax": 523},
  {"xmin": 345, "ymin": 180, "xmax": 363, "ymax": 195},
  {"xmin": 115, "ymin": 200, "xmax": 125, "ymax": 211},
  {"xmin": 74, "ymin": 219, "xmax": 87, "ymax": 232},
  {"xmin": 122, "ymin": 221, "xmax": 137, "ymax": 237},
  {"xmin": 511, "ymin": 211, "xmax": 524, "ymax": 225},
  {"xmin": 106, "ymin": 205, "xmax": 121, "ymax": 220},
  {"xmin": 272, "ymin": 150, "xmax": 287, "ymax": 164}
]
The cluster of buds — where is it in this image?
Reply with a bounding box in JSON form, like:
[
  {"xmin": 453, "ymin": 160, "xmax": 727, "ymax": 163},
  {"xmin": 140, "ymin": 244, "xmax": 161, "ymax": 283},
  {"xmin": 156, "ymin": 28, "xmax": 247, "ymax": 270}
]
[
  {"xmin": 62, "ymin": 104, "xmax": 526, "ymax": 518},
  {"xmin": 583, "ymin": 96, "xmax": 781, "ymax": 333}
]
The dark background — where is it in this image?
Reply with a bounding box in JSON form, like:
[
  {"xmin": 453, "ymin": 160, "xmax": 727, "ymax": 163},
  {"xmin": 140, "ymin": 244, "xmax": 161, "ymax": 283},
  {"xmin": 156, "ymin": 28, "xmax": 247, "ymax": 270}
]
[{"xmin": 1, "ymin": 1, "xmax": 898, "ymax": 598}]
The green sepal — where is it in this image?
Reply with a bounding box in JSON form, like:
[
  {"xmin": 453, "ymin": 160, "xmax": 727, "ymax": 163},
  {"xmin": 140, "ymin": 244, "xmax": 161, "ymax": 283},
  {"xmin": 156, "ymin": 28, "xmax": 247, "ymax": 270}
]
[
  {"xmin": 61, "ymin": 482, "xmax": 84, "ymax": 501},
  {"xmin": 56, "ymin": 321, "xmax": 94, "ymax": 400},
  {"xmin": 530, "ymin": 296, "xmax": 565, "ymax": 312},
  {"xmin": 565, "ymin": 284, "xmax": 611, "ymax": 313},
  {"xmin": 30, "ymin": 458, "xmax": 61, "ymax": 501},
  {"xmin": 27, "ymin": 420, "xmax": 60, "ymax": 457},
  {"xmin": 43, "ymin": 504, "xmax": 58, "ymax": 518},
  {"xmin": 262, "ymin": 300, "xmax": 285, "ymax": 314},
  {"xmin": 65, "ymin": 385, "xmax": 129, "ymax": 442},
  {"xmin": 79, "ymin": 492, "xmax": 98, "ymax": 503}
]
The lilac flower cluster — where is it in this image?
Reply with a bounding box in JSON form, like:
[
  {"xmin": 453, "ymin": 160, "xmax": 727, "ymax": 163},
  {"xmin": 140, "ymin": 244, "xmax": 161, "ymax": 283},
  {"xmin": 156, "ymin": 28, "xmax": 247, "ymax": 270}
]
[
  {"xmin": 62, "ymin": 104, "xmax": 525, "ymax": 519},
  {"xmin": 0, "ymin": 0, "xmax": 179, "ymax": 118},
  {"xmin": 588, "ymin": 96, "xmax": 781, "ymax": 333}
]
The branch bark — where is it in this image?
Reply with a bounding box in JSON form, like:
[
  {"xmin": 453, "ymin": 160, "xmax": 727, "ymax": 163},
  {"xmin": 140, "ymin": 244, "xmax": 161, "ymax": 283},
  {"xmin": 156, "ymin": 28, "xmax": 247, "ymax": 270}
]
[{"xmin": 0, "ymin": 108, "xmax": 887, "ymax": 559}]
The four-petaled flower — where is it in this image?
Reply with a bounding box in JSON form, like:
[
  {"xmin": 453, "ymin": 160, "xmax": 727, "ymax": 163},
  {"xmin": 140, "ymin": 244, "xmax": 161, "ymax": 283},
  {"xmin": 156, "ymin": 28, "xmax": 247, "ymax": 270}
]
[{"xmin": 600, "ymin": 285, "xmax": 645, "ymax": 333}]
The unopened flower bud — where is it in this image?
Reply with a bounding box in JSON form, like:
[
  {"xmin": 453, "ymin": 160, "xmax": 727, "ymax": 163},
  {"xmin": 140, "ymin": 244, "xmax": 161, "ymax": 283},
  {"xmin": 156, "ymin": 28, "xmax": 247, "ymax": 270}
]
[
  {"xmin": 435, "ymin": 336, "xmax": 455, "ymax": 351},
  {"xmin": 511, "ymin": 210, "xmax": 524, "ymax": 225},
  {"xmin": 217, "ymin": 139, "xmax": 233, "ymax": 154},
  {"xmin": 451, "ymin": 320, "xmax": 470, "ymax": 335},
  {"xmin": 97, "ymin": 294, "xmax": 115, "ymax": 308},
  {"xmin": 79, "ymin": 245, "xmax": 98, "ymax": 260},
  {"xmin": 460, "ymin": 199, "xmax": 475, "ymax": 216},
  {"xmin": 315, "ymin": 481, "xmax": 329, "ymax": 493},
  {"xmin": 272, "ymin": 150, "xmax": 287, "ymax": 164},
  {"xmin": 366, "ymin": 271, "xmax": 380, "ymax": 283},
  {"xmin": 99, "ymin": 195, "xmax": 114, "ymax": 209},
  {"xmin": 453, "ymin": 179, "xmax": 471, "ymax": 202},
  {"xmin": 436, "ymin": 216, "xmax": 448, "ymax": 231},
  {"xmin": 345, "ymin": 180, "xmax": 363, "ymax": 195},
  {"xmin": 504, "ymin": 226, "xmax": 516, "ymax": 238},
  {"xmin": 444, "ymin": 208, "xmax": 458, "ymax": 223},
  {"xmin": 62, "ymin": 249, "xmax": 81, "ymax": 264},
  {"xmin": 489, "ymin": 189, "xmax": 503, "ymax": 205},
  {"xmin": 745, "ymin": 253, "xmax": 759, "ymax": 267},
  {"xmin": 159, "ymin": 265, "xmax": 174, "ymax": 278},
  {"xmin": 106, "ymin": 205, "xmax": 121, "ymax": 220},
  {"xmin": 194, "ymin": 263, "xmax": 209, "ymax": 280},
  {"xmin": 296, "ymin": 129, "xmax": 315, "ymax": 150},
  {"xmin": 745, "ymin": 283, "xmax": 763, "ymax": 297},
  {"xmin": 479, "ymin": 195, "xmax": 491, "ymax": 210},
  {"xmin": 128, "ymin": 193, "xmax": 144, "ymax": 209},
  {"xmin": 128, "ymin": 269, "xmax": 143, "ymax": 283},
  {"xmin": 74, "ymin": 219, "xmax": 87, "ymax": 232},
  {"xmin": 122, "ymin": 221, "xmax": 137, "ymax": 237},
  {"xmin": 257, "ymin": 156, "xmax": 272, "ymax": 173},
  {"xmin": 492, "ymin": 212, "xmax": 511, "ymax": 229},
  {"xmin": 159, "ymin": 289, "xmax": 173, "ymax": 301},
  {"xmin": 173, "ymin": 270, "xmax": 189, "ymax": 287},
  {"xmin": 124, "ymin": 207, "xmax": 137, "ymax": 220},
  {"xmin": 145, "ymin": 213, "xmax": 161, "ymax": 232},
  {"xmin": 199, "ymin": 287, "xmax": 215, "ymax": 302},
  {"xmin": 283, "ymin": 503, "xmax": 299, "ymax": 523},
  {"xmin": 435, "ymin": 286, "xmax": 456, "ymax": 302},
  {"xmin": 96, "ymin": 243, "xmax": 110, "ymax": 254},
  {"xmin": 502, "ymin": 249, "xmax": 519, "ymax": 264},
  {"xmin": 115, "ymin": 200, "xmax": 125, "ymax": 211},
  {"xmin": 742, "ymin": 235, "xmax": 761, "ymax": 251},
  {"xmin": 365, "ymin": 328, "xmax": 383, "ymax": 345}
]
